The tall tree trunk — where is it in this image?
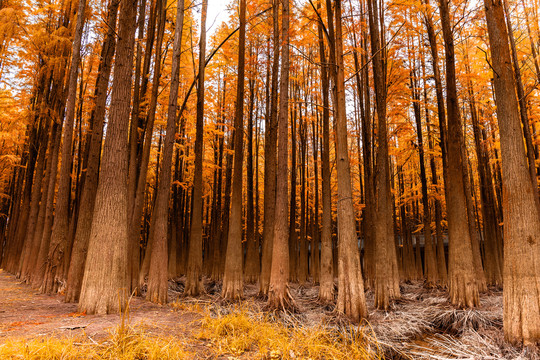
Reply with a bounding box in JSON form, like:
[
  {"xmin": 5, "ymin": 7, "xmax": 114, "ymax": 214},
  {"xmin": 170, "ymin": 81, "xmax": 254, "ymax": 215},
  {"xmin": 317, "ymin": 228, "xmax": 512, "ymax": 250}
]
[
  {"xmin": 333, "ymin": 0, "xmax": 367, "ymax": 321},
  {"xmin": 368, "ymin": 0, "xmax": 400, "ymax": 310},
  {"xmin": 503, "ymin": 0, "xmax": 539, "ymax": 203},
  {"xmin": 222, "ymin": 0, "xmax": 247, "ymax": 300},
  {"xmin": 42, "ymin": 0, "xmax": 86, "ymax": 294},
  {"xmin": 483, "ymin": 0, "xmax": 540, "ymax": 345},
  {"xmin": 267, "ymin": 0, "xmax": 294, "ymax": 310},
  {"xmin": 410, "ymin": 63, "xmax": 438, "ymax": 285},
  {"xmin": 78, "ymin": 0, "xmax": 137, "ymax": 314},
  {"xmin": 146, "ymin": 0, "xmax": 185, "ymax": 304},
  {"xmin": 259, "ymin": 0, "xmax": 279, "ymax": 296},
  {"xmin": 184, "ymin": 0, "xmax": 208, "ymax": 296},
  {"xmin": 438, "ymin": 0, "xmax": 479, "ymax": 308},
  {"xmin": 64, "ymin": 0, "xmax": 119, "ymax": 302},
  {"xmin": 317, "ymin": 0, "xmax": 333, "ymax": 302}
]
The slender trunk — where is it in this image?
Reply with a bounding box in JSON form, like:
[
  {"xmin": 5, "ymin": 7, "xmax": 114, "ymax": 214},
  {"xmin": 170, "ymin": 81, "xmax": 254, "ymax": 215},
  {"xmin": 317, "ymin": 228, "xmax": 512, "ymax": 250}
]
[
  {"xmin": 267, "ymin": 0, "xmax": 294, "ymax": 310},
  {"xmin": 146, "ymin": 0, "xmax": 184, "ymax": 304},
  {"xmin": 259, "ymin": 0, "xmax": 280, "ymax": 296},
  {"xmin": 42, "ymin": 0, "xmax": 86, "ymax": 294},
  {"xmin": 184, "ymin": 0, "xmax": 208, "ymax": 296},
  {"xmin": 222, "ymin": 0, "xmax": 247, "ymax": 300},
  {"xmin": 438, "ymin": 0, "xmax": 479, "ymax": 308}
]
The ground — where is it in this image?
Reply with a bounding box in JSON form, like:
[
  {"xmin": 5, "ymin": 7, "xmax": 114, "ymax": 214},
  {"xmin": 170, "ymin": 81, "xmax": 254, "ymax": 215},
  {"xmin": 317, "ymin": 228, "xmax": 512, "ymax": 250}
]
[{"xmin": 0, "ymin": 270, "xmax": 538, "ymax": 359}]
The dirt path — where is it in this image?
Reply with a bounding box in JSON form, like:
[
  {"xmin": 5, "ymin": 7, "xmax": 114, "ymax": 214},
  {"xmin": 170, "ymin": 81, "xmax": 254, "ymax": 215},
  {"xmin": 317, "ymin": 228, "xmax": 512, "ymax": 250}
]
[{"xmin": 0, "ymin": 270, "xmax": 200, "ymax": 342}]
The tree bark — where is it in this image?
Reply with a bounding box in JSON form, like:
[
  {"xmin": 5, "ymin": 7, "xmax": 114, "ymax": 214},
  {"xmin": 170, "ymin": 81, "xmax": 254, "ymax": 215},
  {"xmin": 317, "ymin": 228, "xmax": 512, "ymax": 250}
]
[
  {"xmin": 78, "ymin": 0, "xmax": 137, "ymax": 314},
  {"xmin": 222, "ymin": 0, "xmax": 247, "ymax": 300},
  {"xmin": 483, "ymin": 0, "xmax": 540, "ymax": 344},
  {"xmin": 184, "ymin": 0, "xmax": 208, "ymax": 296}
]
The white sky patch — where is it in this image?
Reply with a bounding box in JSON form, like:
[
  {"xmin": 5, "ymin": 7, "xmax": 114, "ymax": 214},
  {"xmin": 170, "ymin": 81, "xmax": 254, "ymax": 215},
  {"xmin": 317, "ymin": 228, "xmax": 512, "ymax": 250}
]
[{"xmin": 206, "ymin": 0, "xmax": 230, "ymax": 36}]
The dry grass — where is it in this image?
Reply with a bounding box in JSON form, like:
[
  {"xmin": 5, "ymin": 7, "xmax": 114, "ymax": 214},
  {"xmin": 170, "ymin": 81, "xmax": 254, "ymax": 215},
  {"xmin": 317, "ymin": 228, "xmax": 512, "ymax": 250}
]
[
  {"xmin": 175, "ymin": 300, "xmax": 386, "ymax": 359},
  {"xmin": 0, "ymin": 327, "xmax": 190, "ymax": 359}
]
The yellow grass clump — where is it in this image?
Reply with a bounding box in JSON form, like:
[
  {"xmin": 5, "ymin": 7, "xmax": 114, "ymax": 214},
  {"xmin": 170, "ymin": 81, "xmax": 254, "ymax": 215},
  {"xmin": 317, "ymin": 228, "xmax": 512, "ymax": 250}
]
[
  {"xmin": 192, "ymin": 303, "xmax": 385, "ymax": 359},
  {"xmin": 0, "ymin": 326, "xmax": 189, "ymax": 360}
]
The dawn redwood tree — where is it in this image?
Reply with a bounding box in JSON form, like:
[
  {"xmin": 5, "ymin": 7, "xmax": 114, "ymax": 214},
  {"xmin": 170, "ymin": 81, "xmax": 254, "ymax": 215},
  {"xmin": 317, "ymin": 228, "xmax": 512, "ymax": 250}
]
[
  {"xmin": 64, "ymin": 0, "xmax": 119, "ymax": 302},
  {"xmin": 368, "ymin": 0, "xmax": 400, "ymax": 309},
  {"xmin": 185, "ymin": 0, "xmax": 208, "ymax": 296},
  {"xmin": 332, "ymin": 0, "xmax": 367, "ymax": 321},
  {"xmin": 41, "ymin": 0, "xmax": 86, "ymax": 294},
  {"xmin": 146, "ymin": 0, "xmax": 185, "ymax": 305},
  {"xmin": 438, "ymin": 0, "xmax": 479, "ymax": 308},
  {"xmin": 317, "ymin": 0, "xmax": 333, "ymax": 303},
  {"xmin": 483, "ymin": 0, "xmax": 540, "ymax": 344},
  {"xmin": 222, "ymin": 0, "xmax": 247, "ymax": 300},
  {"xmin": 78, "ymin": 0, "xmax": 137, "ymax": 314},
  {"xmin": 259, "ymin": 0, "xmax": 279, "ymax": 297},
  {"xmin": 267, "ymin": 0, "xmax": 293, "ymax": 310}
]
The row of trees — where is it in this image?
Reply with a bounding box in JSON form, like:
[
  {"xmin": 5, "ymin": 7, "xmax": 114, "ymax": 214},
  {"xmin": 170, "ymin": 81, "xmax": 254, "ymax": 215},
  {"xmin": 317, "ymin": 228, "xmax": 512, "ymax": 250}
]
[{"xmin": 0, "ymin": 0, "xmax": 539, "ymax": 345}]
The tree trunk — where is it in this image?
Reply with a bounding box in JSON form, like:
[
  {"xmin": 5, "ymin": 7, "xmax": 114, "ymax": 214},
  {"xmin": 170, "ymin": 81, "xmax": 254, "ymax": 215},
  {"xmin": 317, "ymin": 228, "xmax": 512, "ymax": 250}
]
[
  {"xmin": 78, "ymin": 0, "xmax": 137, "ymax": 314},
  {"xmin": 317, "ymin": 0, "xmax": 333, "ymax": 302},
  {"xmin": 184, "ymin": 0, "xmax": 208, "ymax": 296},
  {"xmin": 259, "ymin": 0, "xmax": 279, "ymax": 297},
  {"xmin": 438, "ymin": 0, "xmax": 479, "ymax": 308},
  {"xmin": 483, "ymin": 0, "xmax": 540, "ymax": 344},
  {"xmin": 146, "ymin": 0, "xmax": 184, "ymax": 304},
  {"xmin": 267, "ymin": 0, "xmax": 294, "ymax": 310},
  {"xmin": 222, "ymin": 0, "xmax": 247, "ymax": 300},
  {"xmin": 368, "ymin": 0, "xmax": 400, "ymax": 310},
  {"xmin": 42, "ymin": 0, "xmax": 86, "ymax": 294},
  {"xmin": 64, "ymin": 0, "xmax": 119, "ymax": 302},
  {"xmin": 333, "ymin": 0, "xmax": 367, "ymax": 321}
]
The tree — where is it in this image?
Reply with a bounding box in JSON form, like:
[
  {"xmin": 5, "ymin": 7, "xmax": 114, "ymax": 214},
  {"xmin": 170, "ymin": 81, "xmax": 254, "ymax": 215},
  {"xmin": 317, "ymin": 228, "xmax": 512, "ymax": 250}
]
[
  {"xmin": 483, "ymin": 0, "xmax": 540, "ymax": 344},
  {"xmin": 333, "ymin": 0, "xmax": 367, "ymax": 321},
  {"xmin": 185, "ymin": 0, "xmax": 208, "ymax": 297},
  {"xmin": 146, "ymin": 0, "xmax": 185, "ymax": 304},
  {"xmin": 78, "ymin": 0, "xmax": 138, "ymax": 314},
  {"xmin": 222, "ymin": 0, "xmax": 247, "ymax": 300},
  {"xmin": 267, "ymin": 0, "xmax": 294, "ymax": 310}
]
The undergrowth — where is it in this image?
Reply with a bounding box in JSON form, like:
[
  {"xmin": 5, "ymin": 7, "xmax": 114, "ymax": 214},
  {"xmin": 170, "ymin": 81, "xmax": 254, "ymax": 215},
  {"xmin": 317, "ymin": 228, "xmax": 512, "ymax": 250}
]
[
  {"xmin": 178, "ymin": 301, "xmax": 385, "ymax": 359},
  {"xmin": 0, "ymin": 327, "xmax": 189, "ymax": 359},
  {"xmin": 0, "ymin": 301, "xmax": 384, "ymax": 360}
]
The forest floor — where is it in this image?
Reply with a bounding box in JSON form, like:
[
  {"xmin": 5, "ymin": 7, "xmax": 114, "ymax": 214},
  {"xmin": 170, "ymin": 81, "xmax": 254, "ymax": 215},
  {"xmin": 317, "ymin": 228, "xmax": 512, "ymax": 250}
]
[{"xmin": 0, "ymin": 270, "xmax": 538, "ymax": 360}]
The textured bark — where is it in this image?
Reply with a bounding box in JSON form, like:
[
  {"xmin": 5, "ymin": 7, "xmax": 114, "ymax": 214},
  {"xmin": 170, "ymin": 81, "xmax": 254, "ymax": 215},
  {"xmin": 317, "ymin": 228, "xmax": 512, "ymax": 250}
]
[
  {"xmin": 267, "ymin": 0, "xmax": 294, "ymax": 310},
  {"xmin": 331, "ymin": 0, "xmax": 367, "ymax": 321},
  {"xmin": 438, "ymin": 0, "xmax": 479, "ymax": 308},
  {"xmin": 184, "ymin": 0, "xmax": 208, "ymax": 297},
  {"xmin": 465, "ymin": 64, "xmax": 503, "ymax": 286},
  {"xmin": 244, "ymin": 73, "xmax": 260, "ymax": 283},
  {"xmin": 64, "ymin": 0, "xmax": 119, "ymax": 302},
  {"xmin": 259, "ymin": 0, "xmax": 279, "ymax": 297},
  {"xmin": 410, "ymin": 64, "xmax": 438, "ymax": 286},
  {"xmin": 483, "ymin": 0, "xmax": 540, "ymax": 345},
  {"xmin": 368, "ymin": 0, "xmax": 400, "ymax": 310},
  {"xmin": 136, "ymin": 0, "xmax": 167, "ymax": 289},
  {"xmin": 317, "ymin": 0, "xmax": 333, "ymax": 302},
  {"xmin": 19, "ymin": 119, "xmax": 50, "ymax": 281},
  {"xmin": 503, "ymin": 0, "xmax": 539, "ymax": 203},
  {"xmin": 146, "ymin": 0, "xmax": 184, "ymax": 305},
  {"xmin": 222, "ymin": 0, "xmax": 246, "ymax": 300},
  {"xmin": 78, "ymin": 0, "xmax": 137, "ymax": 314},
  {"xmin": 32, "ymin": 124, "xmax": 62, "ymax": 289},
  {"xmin": 42, "ymin": 0, "xmax": 86, "ymax": 294},
  {"xmin": 288, "ymin": 89, "xmax": 298, "ymax": 283}
]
